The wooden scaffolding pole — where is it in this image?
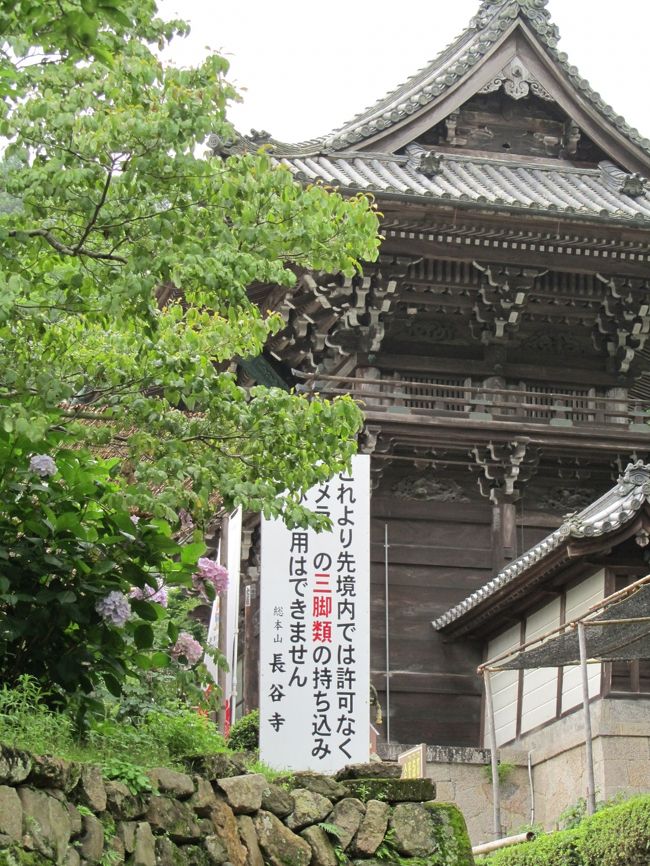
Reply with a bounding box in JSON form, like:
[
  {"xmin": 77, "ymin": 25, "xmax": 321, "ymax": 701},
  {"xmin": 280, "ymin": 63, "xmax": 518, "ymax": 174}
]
[
  {"xmin": 577, "ymin": 621, "xmax": 596, "ymax": 816},
  {"xmin": 483, "ymin": 670, "xmax": 502, "ymax": 839}
]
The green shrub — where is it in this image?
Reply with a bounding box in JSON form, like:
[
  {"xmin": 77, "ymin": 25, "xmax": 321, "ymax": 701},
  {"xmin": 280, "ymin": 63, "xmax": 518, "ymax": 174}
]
[
  {"xmin": 576, "ymin": 795, "xmax": 650, "ymax": 866},
  {"xmin": 143, "ymin": 705, "xmax": 226, "ymax": 759},
  {"xmin": 477, "ymin": 830, "xmax": 580, "ymax": 866},
  {"xmin": 0, "ymin": 675, "xmax": 74, "ymax": 756},
  {"xmin": 227, "ymin": 709, "xmax": 259, "ymax": 752},
  {"xmin": 0, "ymin": 678, "xmax": 225, "ymax": 770},
  {"xmin": 86, "ymin": 716, "xmax": 166, "ymax": 766},
  {"xmin": 479, "ymin": 794, "xmax": 650, "ymax": 866},
  {"xmin": 0, "ymin": 427, "xmax": 206, "ymax": 714},
  {"xmin": 101, "ymin": 758, "xmax": 155, "ymax": 796}
]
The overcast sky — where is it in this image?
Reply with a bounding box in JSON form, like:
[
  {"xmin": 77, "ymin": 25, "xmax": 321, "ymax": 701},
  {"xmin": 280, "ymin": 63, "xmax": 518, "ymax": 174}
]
[{"xmin": 157, "ymin": 0, "xmax": 650, "ymax": 145}]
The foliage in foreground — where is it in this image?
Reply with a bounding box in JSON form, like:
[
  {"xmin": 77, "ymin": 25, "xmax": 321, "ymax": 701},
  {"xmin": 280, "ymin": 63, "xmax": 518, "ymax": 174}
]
[
  {"xmin": 0, "ymin": 675, "xmax": 226, "ymax": 771},
  {"xmin": 226, "ymin": 708, "xmax": 259, "ymax": 752},
  {"xmin": 0, "ymin": 428, "xmax": 226, "ymax": 706},
  {"xmin": 478, "ymin": 795, "xmax": 650, "ymax": 866},
  {"xmin": 0, "ymin": 0, "xmax": 380, "ymax": 530}
]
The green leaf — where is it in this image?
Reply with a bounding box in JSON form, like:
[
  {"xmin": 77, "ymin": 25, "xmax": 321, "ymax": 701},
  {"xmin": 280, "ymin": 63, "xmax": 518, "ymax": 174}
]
[
  {"xmin": 93, "ymin": 560, "xmax": 118, "ymax": 575},
  {"xmin": 103, "ymin": 672, "xmax": 122, "ymax": 697},
  {"xmin": 129, "ymin": 599, "xmax": 158, "ymax": 621},
  {"xmin": 180, "ymin": 542, "xmax": 206, "ymax": 564},
  {"xmin": 151, "ymin": 651, "xmax": 171, "ymax": 668},
  {"xmin": 133, "ymin": 623, "xmax": 154, "ymax": 649},
  {"xmin": 133, "ymin": 653, "xmax": 152, "ymax": 670}
]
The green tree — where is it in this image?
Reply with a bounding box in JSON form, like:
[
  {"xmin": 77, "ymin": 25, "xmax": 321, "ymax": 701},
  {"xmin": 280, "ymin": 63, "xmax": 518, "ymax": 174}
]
[
  {"xmin": 0, "ymin": 0, "xmax": 380, "ymax": 528},
  {"xmin": 0, "ymin": 425, "xmax": 207, "ymax": 705}
]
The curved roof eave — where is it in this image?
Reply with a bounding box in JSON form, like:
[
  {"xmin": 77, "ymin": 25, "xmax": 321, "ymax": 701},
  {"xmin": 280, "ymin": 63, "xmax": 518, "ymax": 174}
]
[{"xmin": 433, "ymin": 462, "xmax": 650, "ymax": 633}]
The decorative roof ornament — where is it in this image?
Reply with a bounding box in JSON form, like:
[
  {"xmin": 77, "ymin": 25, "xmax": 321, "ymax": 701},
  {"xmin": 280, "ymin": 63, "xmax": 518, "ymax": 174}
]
[
  {"xmin": 206, "ymin": 132, "xmax": 236, "ymax": 157},
  {"xmin": 471, "ymin": 0, "xmax": 559, "ymax": 47},
  {"xmin": 406, "ymin": 145, "xmax": 442, "ymax": 177},
  {"xmin": 616, "ymin": 460, "xmax": 650, "ymax": 497},
  {"xmin": 480, "ymin": 57, "xmax": 553, "ymax": 101},
  {"xmin": 599, "ymin": 161, "xmax": 647, "ymax": 198}
]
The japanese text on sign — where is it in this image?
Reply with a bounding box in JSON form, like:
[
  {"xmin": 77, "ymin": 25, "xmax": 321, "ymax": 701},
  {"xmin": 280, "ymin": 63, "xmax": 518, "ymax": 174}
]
[{"xmin": 260, "ymin": 455, "xmax": 370, "ymax": 772}]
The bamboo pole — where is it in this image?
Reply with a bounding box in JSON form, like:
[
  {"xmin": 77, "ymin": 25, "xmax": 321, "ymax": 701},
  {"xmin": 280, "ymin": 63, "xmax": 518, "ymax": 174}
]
[
  {"xmin": 578, "ymin": 621, "xmax": 597, "ymax": 816},
  {"xmin": 483, "ymin": 670, "xmax": 502, "ymax": 839},
  {"xmin": 384, "ymin": 523, "xmax": 391, "ymax": 745},
  {"xmin": 472, "ymin": 832, "xmax": 535, "ymax": 856}
]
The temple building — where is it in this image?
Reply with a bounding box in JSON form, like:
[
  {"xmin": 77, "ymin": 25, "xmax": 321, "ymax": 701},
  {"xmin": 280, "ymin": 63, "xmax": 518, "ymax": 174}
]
[{"xmin": 219, "ymin": 0, "xmax": 650, "ymax": 758}]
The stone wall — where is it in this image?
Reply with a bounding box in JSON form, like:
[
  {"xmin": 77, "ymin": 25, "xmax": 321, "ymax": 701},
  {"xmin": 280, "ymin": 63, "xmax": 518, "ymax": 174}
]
[
  {"xmin": 380, "ymin": 744, "xmax": 529, "ymax": 845},
  {"xmin": 380, "ymin": 698, "xmax": 650, "ymax": 845},
  {"xmin": 0, "ymin": 747, "xmax": 474, "ymax": 865},
  {"xmin": 503, "ymin": 698, "xmax": 650, "ymax": 828}
]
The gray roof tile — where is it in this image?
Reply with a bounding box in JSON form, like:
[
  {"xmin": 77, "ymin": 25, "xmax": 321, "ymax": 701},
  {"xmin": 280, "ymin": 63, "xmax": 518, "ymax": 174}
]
[{"xmin": 277, "ymin": 148, "xmax": 650, "ymax": 223}]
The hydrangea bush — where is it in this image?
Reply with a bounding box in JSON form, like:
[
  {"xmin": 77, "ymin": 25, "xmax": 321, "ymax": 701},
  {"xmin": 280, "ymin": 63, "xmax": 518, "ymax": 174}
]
[
  {"xmin": 0, "ymin": 425, "xmax": 217, "ymax": 710},
  {"xmin": 192, "ymin": 557, "xmax": 229, "ymax": 600}
]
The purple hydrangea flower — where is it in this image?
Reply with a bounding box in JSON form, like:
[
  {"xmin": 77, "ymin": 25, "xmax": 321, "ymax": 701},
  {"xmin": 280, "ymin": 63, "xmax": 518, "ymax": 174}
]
[
  {"xmin": 192, "ymin": 557, "xmax": 228, "ymax": 600},
  {"xmin": 130, "ymin": 514, "xmax": 140, "ymax": 525},
  {"xmin": 178, "ymin": 509, "xmax": 194, "ymax": 531},
  {"xmin": 96, "ymin": 591, "xmax": 131, "ymax": 627},
  {"xmin": 130, "ymin": 579, "xmax": 168, "ymax": 608},
  {"xmin": 171, "ymin": 632, "xmax": 203, "ymax": 667},
  {"xmin": 29, "ymin": 454, "xmax": 58, "ymax": 477}
]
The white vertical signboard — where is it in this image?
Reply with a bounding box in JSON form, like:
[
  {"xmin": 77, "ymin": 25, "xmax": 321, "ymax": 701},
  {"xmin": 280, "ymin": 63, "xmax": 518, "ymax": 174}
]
[
  {"xmin": 260, "ymin": 455, "xmax": 370, "ymax": 773},
  {"xmin": 204, "ymin": 507, "xmax": 242, "ymax": 715},
  {"xmin": 224, "ymin": 507, "xmax": 243, "ymax": 718}
]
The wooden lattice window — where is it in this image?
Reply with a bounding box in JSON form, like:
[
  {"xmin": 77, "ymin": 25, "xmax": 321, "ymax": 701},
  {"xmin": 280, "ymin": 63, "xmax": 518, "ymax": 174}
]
[
  {"xmin": 524, "ymin": 384, "xmax": 595, "ymax": 422},
  {"xmin": 401, "ymin": 375, "xmax": 470, "ymax": 411}
]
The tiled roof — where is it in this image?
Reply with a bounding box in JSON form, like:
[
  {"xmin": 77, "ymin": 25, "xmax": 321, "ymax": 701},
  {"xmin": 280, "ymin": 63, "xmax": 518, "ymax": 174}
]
[
  {"xmin": 276, "ymin": 146, "xmax": 650, "ymax": 223},
  {"xmin": 321, "ymin": 0, "xmax": 650, "ymax": 156},
  {"xmin": 433, "ymin": 462, "xmax": 650, "ymax": 631}
]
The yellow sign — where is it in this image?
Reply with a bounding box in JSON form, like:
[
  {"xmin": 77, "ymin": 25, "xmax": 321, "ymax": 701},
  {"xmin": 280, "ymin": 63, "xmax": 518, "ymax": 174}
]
[{"xmin": 398, "ymin": 743, "xmax": 427, "ymax": 779}]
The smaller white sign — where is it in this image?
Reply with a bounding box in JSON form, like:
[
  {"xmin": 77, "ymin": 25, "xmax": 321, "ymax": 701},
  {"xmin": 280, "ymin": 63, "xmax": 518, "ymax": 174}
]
[{"xmin": 260, "ymin": 455, "xmax": 370, "ymax": 773}]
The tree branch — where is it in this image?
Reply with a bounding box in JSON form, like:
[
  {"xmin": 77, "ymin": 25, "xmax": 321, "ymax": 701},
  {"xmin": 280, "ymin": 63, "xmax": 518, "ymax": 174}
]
[
  {"xmin": 73, "ymin": 168, "xmax": 114, "ymax": 253},
  {"xmin": 8, "ymin": 228, "xmax": 127, "ymax": 263}
]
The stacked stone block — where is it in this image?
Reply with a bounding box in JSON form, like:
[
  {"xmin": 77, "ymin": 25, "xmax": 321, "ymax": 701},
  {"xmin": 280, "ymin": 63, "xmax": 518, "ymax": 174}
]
[{"xmin": 0, "ymin": 746, "xmax": 473, "ymax": 865}]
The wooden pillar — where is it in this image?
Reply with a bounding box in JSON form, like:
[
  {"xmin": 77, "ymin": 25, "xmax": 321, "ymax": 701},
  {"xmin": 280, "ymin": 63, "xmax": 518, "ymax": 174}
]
[
  {"xmin": 358, "ymin": 365, "xmax": 382, "ymax": 408},
  {"xmin": 242, "ymin": 579, "xmax": 259, "ymax": 715},
  {"xmin": 491, "ymin": 497, "xmax": 517, "ymax": 572}
]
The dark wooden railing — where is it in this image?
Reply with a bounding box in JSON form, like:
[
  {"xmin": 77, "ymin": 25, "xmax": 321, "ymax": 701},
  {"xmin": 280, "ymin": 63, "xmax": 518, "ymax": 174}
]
[{"xmin": 294, "ymin": 372, "xmax": 650, "ymax": 429}]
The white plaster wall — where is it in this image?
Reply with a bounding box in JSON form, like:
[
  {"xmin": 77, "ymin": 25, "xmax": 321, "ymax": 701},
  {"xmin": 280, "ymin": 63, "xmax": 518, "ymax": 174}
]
[
  {"xmin": 562, "ymin": 570, "xmax": 604, "ymax": 712},
  {"xmin": 485, "ymin": 624, "xmax": 520, "ymax": 747},
  {"xmin": 521, "ymin": 598, "xmax": 561, "ymax": 734}
]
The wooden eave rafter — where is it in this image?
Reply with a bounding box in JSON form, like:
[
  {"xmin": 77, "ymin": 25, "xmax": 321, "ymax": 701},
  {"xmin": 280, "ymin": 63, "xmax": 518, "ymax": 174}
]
[
  {"xmin": 379, "ymin": 199, "xmax": 650, "ymax": 246},
  {"xmin": 381, "ymin": 230, "xmax": 650, "ymax": 280},
  {"xmin": 375, "ymin": 201, "xmax": 650, "ymax": 279}
]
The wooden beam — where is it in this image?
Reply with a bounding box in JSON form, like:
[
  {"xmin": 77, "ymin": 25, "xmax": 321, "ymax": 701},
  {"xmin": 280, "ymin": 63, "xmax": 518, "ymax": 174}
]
[{"xmin": 383, "ymin": 235, "xmax": 650, "ymax": 279}]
